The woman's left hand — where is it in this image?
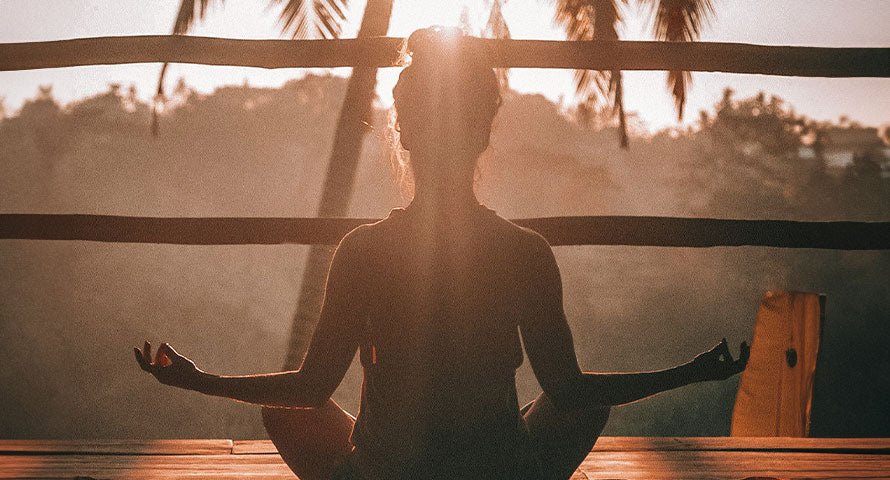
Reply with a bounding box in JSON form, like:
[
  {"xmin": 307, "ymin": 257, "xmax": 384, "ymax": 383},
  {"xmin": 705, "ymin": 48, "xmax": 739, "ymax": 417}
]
[
  {"xmin": 134, "ymin": 341, "xmax": 201, "ymax": 390},
  {"xmin": 689, "ymin": 338, "xmax": 750, "ymax": 382}
]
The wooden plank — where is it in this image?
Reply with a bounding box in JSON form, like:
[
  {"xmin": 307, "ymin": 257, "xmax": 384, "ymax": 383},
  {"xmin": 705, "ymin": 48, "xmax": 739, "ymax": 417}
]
[
  {"xmin": 1, "ymin": 36, "xmax": 889, "ymax": 77},
  {"xmin": 0, "ymin": 454, "xmax": 293, "ymax": 479},
  {"xmin": 232, "ymin": 440, "xmax": 277, "ymax": 455},
  {"xmin": 2, "ymin": 214, "xmax": 889, "ymax": 250},
  {"xmin": 1, "ymin": 451, "xmax": 888, "ymax": 480},
  {"xmin": 231, "ymin": 437, "xmax": 890, "ymax": 455},
  {"xmin": 591, "ymin": 436, "xmax": 890, "ymax": 453},
  {"xmin": 0, "ymin": 439, "xmax": 233, "ymax": 455},
  {"xmin": 580, "ymin": 451, "xmax": 890, "ymax": 479}
]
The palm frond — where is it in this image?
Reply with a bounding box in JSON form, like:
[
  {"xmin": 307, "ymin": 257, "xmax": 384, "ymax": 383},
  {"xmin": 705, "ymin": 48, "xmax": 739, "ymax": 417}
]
[
  {"xmin": 554, "ymin": 1, "xmax": 607, "ymax": 102},
  {"xmin": 172, "ymin": 0, "xmax": 221, "ymax": 35},
  {"xmin": 613, "ymin": 68, "xmax": 628, "ymax": 147},
  {"xmin": 484, "ymin": 0, "xmax": 512, "ymax": 91},
  {"xmin": 153, "ymin": 0, "xmax": 351, "ymax": 135},
  {"xmin": 273, "ymin": 0, "xmax": 350, "ymax": 39},
  {"xmin": 666, "ymin": 69, "xmax": 691, "ymax": 119},
  {"xmin": 154, "ymin": 0, "xmax": 223, "ymax": 135},
  {"xmin": 315, "ymin": 0, "xmax": 349, "ymax": 38},
  {"xmin": 554, "ymin": 0, "xmax": 628, "ymax": 147},
  {"xmin": 594, "ymin": 0, "xmax": 629, "ymax": 148},
  {"xmin": 554, "ymin": 0, "xmax": 604, "ymax": 123},
  {"xmin": 644, "ymin": 0, "xmax": 714, "ymax": 120},
  {"xmin": 485, "ymin": 1, "xmax": 511, "ymax": 42},
  {"xmin": 649, "ymin": 0, "xmax": 713, "ymax": 41},
  {"xmin": 276, "ymin": 0, "xmax": 313, "ymax": 38}
]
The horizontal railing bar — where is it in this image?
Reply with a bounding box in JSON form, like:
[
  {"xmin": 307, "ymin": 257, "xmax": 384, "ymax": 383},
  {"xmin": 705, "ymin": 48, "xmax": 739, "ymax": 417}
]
[
  {"xmin": 1, "ymin": 214, "xmax": 888, "ymax": 249},
  {"xmin": 1, "ymin": 36, "xmax": 888, "ymax": 77}
]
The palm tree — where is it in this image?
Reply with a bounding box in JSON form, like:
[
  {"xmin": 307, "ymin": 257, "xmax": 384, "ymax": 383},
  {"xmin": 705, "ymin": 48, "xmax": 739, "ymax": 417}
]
[
  {"xmin": 158, "ymin": 0, "xmax": 393, "ymax": 370},
  {"xmin": 153, "ymin": 0, "xmax": 351, "ymax": 134},
  {"xmin": 282, "ymin": 0, "xmax": 393, "ymax": 369},
  {"xmin": 553, "ymin": 0, "xmax": 714, "ymax": 147},
  {"xmin": 483, "ymin": 0, "xmax": 512, "ymax": 90}
]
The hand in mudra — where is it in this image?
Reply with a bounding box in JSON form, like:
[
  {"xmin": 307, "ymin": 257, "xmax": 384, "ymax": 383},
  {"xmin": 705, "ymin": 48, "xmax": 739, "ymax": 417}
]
[
  {"xmin": 134, "ymin": 341, "xmax": 200, "ymax": 389},
  {"xmin": 690, "ymin": 338, "xmax": 750, "ymax": 382}
]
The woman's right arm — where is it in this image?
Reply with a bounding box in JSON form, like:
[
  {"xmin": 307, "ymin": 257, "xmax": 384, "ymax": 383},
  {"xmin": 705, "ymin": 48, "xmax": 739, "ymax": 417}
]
[
  {"xmin": 134, "ymin": 228, "xmax": 367, "ymax": 408},
  {"xmin": 134, "ymin": 341, "xmax": 332, "ymax": 408},
  {"xmin": 517, "ymin": 234, "xmax": 748, "ymax": 410}
]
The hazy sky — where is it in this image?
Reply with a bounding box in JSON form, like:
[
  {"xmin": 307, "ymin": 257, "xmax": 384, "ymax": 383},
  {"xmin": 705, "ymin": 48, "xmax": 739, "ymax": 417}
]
[{"xmin": 1, "ymin": 0, "xmax": 888, "ymax": 131}]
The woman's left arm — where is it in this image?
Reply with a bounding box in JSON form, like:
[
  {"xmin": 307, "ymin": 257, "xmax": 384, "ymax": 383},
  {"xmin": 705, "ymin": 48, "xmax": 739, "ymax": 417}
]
[
  {"xmin": 571, "ymin": 338, "xmax": 750, "ymax": 407},
  {"xmin": 520, "ymin": 233, "xmax": 749, "ymax": 409},
  {"xmin": 134, "ymin": 229, "xmax": 367, "ymax": 408}
]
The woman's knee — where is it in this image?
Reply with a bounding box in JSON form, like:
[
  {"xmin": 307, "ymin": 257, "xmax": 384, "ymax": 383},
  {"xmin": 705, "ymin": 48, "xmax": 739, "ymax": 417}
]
[
  {"xmin": 526, "ymin": 393, "xmax": 609, "ymax": 425},
  {"xmin": 579, "ymin": 404, "xmax": 610, "ymax": 433},
  {"xmin": 261, "ymin": 406, "xmax": 312, "ymax": 439},
  {"xmin": 525, "ymin": 400, "xmax": 610, "ymax": 480},
  {"xmin": 261, "ymin": 403, "xmax": 355, "ymax": 480},
  {"xmin": 262, "ymin": 402, "xmax": 355, "ymax": 444}
]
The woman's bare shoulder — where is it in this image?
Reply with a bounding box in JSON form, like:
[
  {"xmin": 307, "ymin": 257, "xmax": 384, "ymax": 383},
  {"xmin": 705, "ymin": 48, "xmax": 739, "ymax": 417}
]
[
  {"xmin": 481, "ymin": 212, "xmax": 555, "ymax": 273},
  {"xmin": 335, "ymin": 208, "xmax": 405, "ymax": 253},
  {"xmin": 489, "ymin": 214, "xmax": 551, "ymax": 253}
]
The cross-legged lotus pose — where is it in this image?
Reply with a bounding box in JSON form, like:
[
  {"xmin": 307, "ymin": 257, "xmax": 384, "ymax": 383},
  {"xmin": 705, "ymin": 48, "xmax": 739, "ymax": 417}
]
[{"xmin": 135, "ymin": 27, "xmax": 749, "ymax": 480}]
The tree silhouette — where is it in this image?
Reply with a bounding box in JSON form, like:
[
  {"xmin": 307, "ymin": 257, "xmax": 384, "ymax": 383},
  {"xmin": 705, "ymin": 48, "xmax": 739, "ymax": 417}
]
[
  {"xmin": 553, "ymin": 0, "xmax": 714, "ymax": 147},
  {"xmin": 154, "ymin": 0, "xmax": 350, "ymax": 135},
  {"xmin": 158, "ymin": 0, "xmax": 396, "ymax": 369},
  {"xmin": 283, "ymin": 0, "xmax": 394, "ymax": 368}
]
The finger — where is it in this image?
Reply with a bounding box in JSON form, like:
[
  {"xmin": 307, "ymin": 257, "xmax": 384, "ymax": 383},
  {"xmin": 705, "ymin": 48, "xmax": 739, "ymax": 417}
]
[
  {"xmin": 143, "ymin": 341, "xmax": 153, "ymax": 365},
  {"xmin": 159, "ymin": 342, "xmax": 180, "ymax": 360},
  {"xmin": 716, "ymin": 338, "xmax": 732, "ymax": 361},
  {"xmin": 134, "ymin": 347, "xmax": 150, "ymax": 371},
  {"xmin": 158, "ymin": 343, "xmax": 176, "ymax": 367},
  {"xmin": 740, "ymin": 341, "xmax": 751, "ymax": 366},
  {"xmin": 154, "ymin": 343, "xmax": 169, "ymax": 367},
  {"xmin": 729, "ymin": 342, "xmax": 750, "ymax": 375}
]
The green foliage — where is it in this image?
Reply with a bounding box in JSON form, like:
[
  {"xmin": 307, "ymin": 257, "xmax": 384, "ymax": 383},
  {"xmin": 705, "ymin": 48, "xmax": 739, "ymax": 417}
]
[
  {"xmin": 553, "ymin": 0, "xmax": 714, "ymax": 139},
  {"xmin": 683, "ymin": 88, "xmax": 890, "ymax": 221}
]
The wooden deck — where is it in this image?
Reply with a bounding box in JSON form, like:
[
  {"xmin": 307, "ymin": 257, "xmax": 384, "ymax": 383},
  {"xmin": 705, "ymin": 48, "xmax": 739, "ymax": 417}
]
[{"xmin": 1, "ymin": 437, "xmax": 889, "ymax": 479}]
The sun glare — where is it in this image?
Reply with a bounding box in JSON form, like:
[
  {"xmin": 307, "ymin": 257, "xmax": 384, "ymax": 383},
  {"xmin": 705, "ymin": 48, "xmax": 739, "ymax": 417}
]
[
  {"xmin": 390, "ymin": 1, "xmax": 460, "ymax": 34},
  {"xmin": 388, "ymin": 0, "xmax": 486, "ymax": 36}
]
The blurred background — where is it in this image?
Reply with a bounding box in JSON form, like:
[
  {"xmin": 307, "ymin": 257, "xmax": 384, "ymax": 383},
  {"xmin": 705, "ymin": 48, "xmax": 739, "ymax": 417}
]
[{"xmin": 1, "ymin": 0, "xmax": 888, "ymax": 439}]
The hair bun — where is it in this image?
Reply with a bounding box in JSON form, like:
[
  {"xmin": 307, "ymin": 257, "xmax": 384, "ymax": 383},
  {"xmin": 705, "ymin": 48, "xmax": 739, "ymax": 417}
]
[
  {"xmin": 392, "ymin": 27, "xmax": 503, "ymax": 156},
  {"xmin": 405, "ymin": 26, "xmax": 468, "ymax": 66}
]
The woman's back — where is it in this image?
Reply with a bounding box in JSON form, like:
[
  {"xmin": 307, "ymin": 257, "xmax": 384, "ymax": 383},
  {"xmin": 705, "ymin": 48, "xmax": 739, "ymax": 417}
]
[
  {"xmin": 341, "ymin": 205, "xmax": 547, "ymax": 478},
  {"xmin": 134, "ymin": 26, "xmax": 748, "ymax": 480}
]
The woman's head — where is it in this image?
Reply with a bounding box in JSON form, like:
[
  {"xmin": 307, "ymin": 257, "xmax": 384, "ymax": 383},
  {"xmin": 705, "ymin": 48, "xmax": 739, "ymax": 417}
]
[{"xmin": 392, "ymin": 27, "xmax": 502, "ymax": 187}]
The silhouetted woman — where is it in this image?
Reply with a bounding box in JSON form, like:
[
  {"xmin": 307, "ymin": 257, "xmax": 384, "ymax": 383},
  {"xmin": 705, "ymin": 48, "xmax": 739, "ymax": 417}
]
[{"xmin": 135, "ymin": 27, "xmax": 749, "ymax": 480}]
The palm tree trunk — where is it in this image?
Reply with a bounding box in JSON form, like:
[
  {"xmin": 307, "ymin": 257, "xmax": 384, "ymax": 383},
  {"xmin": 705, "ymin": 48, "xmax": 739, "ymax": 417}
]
[{"xmin": 283, "ymin": 0, "xmax": 394, "ymax": 369}]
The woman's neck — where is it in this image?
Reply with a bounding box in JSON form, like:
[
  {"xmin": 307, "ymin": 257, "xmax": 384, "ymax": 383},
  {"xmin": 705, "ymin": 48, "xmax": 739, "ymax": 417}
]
[
  {"xmin": 407, "ymin": 151, "xmax": 480, "ymax": 215},
  {"xmin": 409, "ymin": 186, "xmax": 479, "ymax": 215}
]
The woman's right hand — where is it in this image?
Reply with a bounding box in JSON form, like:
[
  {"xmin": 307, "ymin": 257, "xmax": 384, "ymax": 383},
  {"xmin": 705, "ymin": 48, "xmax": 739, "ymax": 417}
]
[{"xmin": 134, "ymin": 341, "xmax": 201, "ymax": 390}]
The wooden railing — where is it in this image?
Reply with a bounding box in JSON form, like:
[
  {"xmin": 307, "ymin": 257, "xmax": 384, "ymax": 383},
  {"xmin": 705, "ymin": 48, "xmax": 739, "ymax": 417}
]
[
  {"xmin": 2, "ymin": 35, "xmax": 888, "ymax": 249},
  {"xmin": 1, "ymin": 36, "xmax": 888, "ymax": 77},
  {"xmin": 2, "ymin": 214, "xmax": 888, "ymax": 249}
]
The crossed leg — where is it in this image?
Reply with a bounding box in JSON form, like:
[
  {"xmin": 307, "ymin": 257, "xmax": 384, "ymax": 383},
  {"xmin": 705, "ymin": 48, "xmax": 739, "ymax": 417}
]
[
  {"xmin": 261, "ymin": 400, "xmax": 355, "ymax": 480},
  {"xmin": 263, "ymin": 394, "xmax": 608, "ymax": 480},
  {"xmin": 521, "ymin": 393, "xmax": 611, "ymax": 480}
]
